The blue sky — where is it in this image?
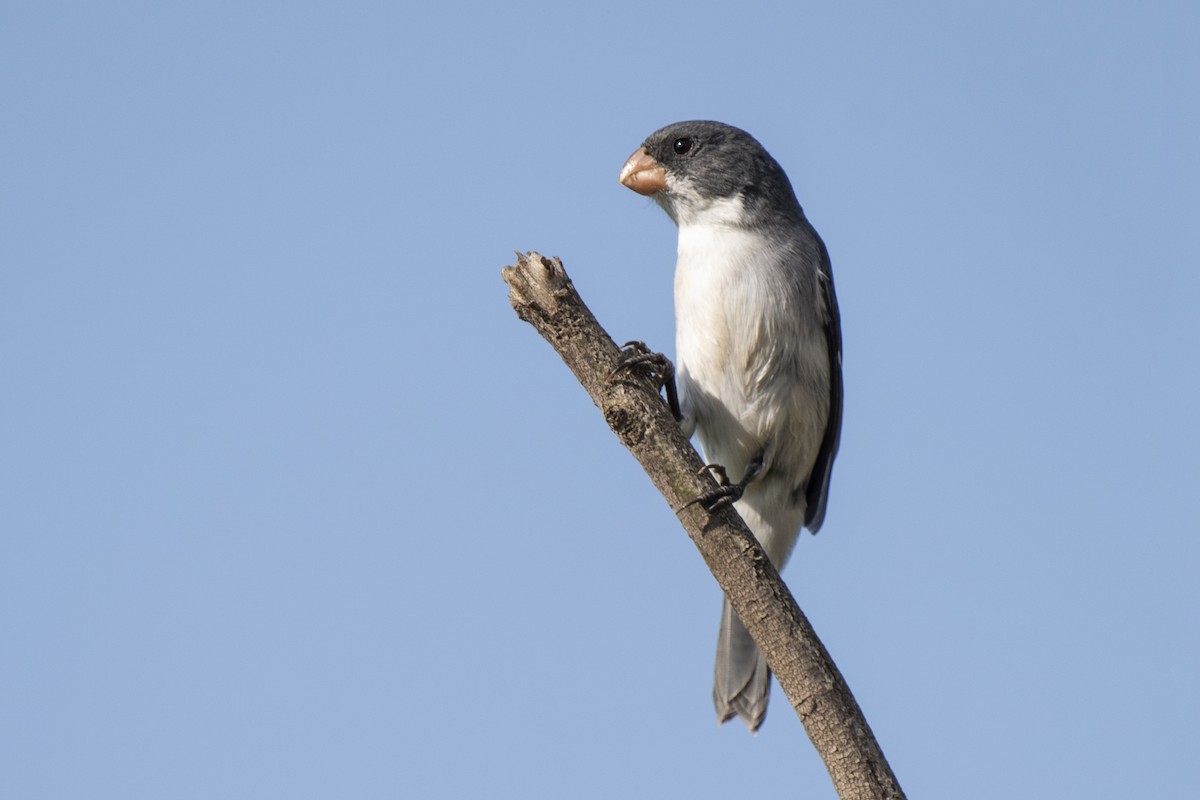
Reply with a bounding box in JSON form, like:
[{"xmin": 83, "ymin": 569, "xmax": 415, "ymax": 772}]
[{"xmin": 3, "ymin": 2, "xmax": 1198, "ymax": 797}]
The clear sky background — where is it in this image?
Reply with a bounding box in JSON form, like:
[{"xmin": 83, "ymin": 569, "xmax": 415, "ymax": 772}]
[{"xmin": 3, "ymin": 2, "xmax": 1198, "ymax": 798}]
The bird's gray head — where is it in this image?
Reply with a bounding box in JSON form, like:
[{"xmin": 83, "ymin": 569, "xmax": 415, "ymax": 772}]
[{"xmin": 619, "ymin": 120, "xmax": 804, "ymax": 228}]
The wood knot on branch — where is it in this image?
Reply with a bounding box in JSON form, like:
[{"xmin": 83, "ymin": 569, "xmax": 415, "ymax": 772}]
[{"xmin": 604, "ymin": 400, "xmax": 649, "ymax": 448}]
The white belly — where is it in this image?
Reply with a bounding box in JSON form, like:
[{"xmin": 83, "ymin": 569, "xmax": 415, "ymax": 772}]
[{"xmin": 673, "ymin": 217, "xmax": 830, "ymax": 562}]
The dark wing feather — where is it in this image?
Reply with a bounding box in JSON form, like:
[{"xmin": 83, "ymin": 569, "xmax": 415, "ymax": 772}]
[{"xmin": 803, "ymin": 243, "xmax": 843, "ymax": 533}]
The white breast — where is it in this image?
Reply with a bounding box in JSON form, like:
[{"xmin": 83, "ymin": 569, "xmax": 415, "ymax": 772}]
[{"xmin": 672, "ymin": 199, "xmax": 829, "ymax": 491}]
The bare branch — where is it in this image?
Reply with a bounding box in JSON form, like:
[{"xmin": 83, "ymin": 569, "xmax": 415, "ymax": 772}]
[{"xmin": 502, "ymin": 252, "xmax": 905, "ymax": 800}]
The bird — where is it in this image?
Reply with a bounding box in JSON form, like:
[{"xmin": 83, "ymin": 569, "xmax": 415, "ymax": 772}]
[{"xmin": 618, "ymin": 121, "xmax": 843, "ymax": 733}]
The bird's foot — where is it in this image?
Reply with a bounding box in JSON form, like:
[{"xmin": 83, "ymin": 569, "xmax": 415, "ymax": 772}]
[
  {"xmin": 608, "ymin": 340, "xmax": 682, "ymax": 421},
  {"xmin": 678, "ymin": 464, "xmax": 746, "ymax": 513},
  {"xmin": 677, "ymin": 450, "xmax": 767, "ymax": 514}
]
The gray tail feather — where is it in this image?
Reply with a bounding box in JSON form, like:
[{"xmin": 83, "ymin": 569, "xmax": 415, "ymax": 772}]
[{"xmin": 713, "ymin": 597, "xmax": 771, "ymax": 733}]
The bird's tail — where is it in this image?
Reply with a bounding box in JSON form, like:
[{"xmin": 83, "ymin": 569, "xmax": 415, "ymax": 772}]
[{"xmin": 713, "ymin": 597, "xmax": 770, "ymax": 733}]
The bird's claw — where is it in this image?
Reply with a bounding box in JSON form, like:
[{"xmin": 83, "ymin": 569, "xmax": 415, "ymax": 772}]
[
  {"xmin": 610, "ymin": 340, "xmax": 669, "ymax": 380},
  {"xmin": 609, "ymin": 341, "xmax": 682, "ymax": 421},
  {"xmin": 677, "ymin": 463, "xmax": 745, "ymax": 513}
]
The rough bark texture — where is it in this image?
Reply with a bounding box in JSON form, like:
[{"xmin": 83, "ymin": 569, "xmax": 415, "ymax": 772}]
[{"xmin": 502, "ymin": 252, "xmax": 905, "ymax": 800}]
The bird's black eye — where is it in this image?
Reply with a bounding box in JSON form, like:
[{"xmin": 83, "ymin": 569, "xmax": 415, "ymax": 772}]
[{"xmin": 673, "ymin": 137, "xmax": 693, "ymax": 155}]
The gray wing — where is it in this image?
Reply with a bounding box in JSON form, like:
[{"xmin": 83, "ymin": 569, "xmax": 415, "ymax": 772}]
[{"xmin": 803, "ymin": 242, "xmax": 843, "ymax": 533}]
